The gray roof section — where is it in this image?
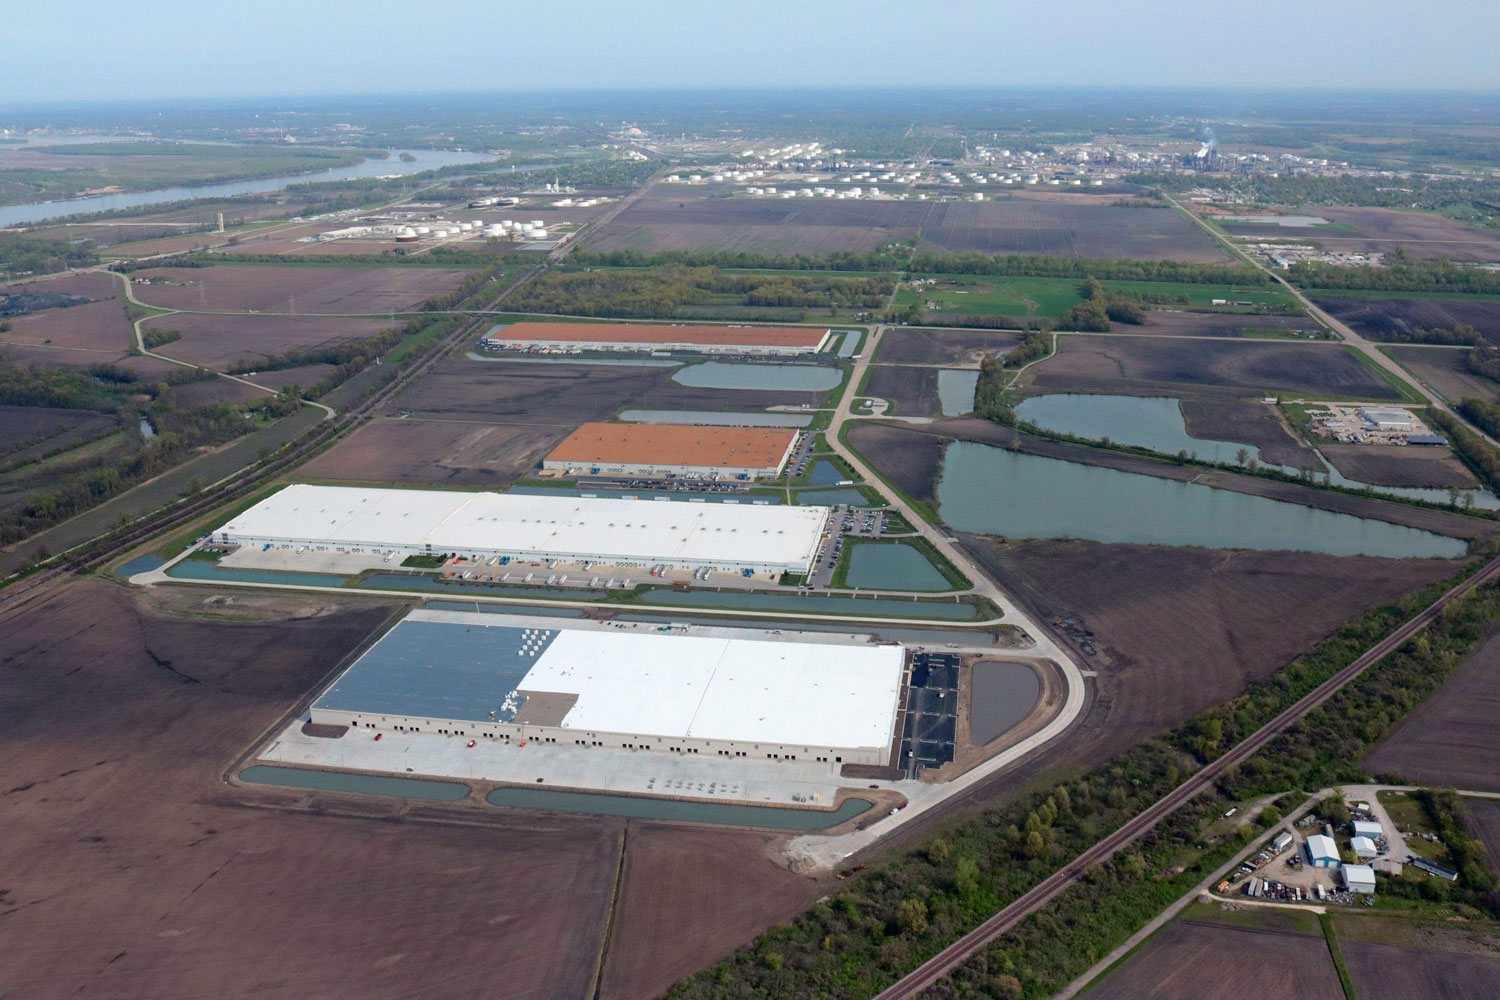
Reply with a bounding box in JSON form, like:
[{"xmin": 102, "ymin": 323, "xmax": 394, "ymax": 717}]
[{"xmin": 318, "ymin": 619, "xmax": 558, "ymax": 723}]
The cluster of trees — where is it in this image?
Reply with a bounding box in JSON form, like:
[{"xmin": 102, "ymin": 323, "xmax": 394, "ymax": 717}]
[
  {"xmin": 0, "ymin": 357, "xmax": 304, "ymax": 544},
  {"xmin": 1468, "ymin": 341, "xmax": 1500, "ymax": 382},
  {"xmin": 570, "ymin": 247, "xmax": 910, "ymax": 272},
  {"xmin": 972, "ymin": 356, "xmax": 1015, "ymax": 423},
  {"xmin": 1058, "ymin": 276, "xmax": 1147, "ymax": 330},
  {"xmin": 140, "ymin": 328, "xmax": 181, "ymax": 349},
  {"xmin": 0, "ymin": 234, "xmax": 98, "ymax": 279},
  {"xmin": 468, "ymin": 158, "xmax": 659, "ymax": 190},
  {"xmin": 1002, "ymin": 324, "xmax": 1052, "ymax": 367},
  {"xmin": 1291, "ymin": 252, "xmax": 1500, "ymax": 295},
  {"xmin": 1456, "ymin": 397, "xmax": 1500, "ymax": 440},
  {"xmin": 669, "ymin": 569, "xmax": 1500, "ymax": 999},
  {"xmin": 909, "ymin": 253, "xmax": 1264, "ymax": 285},
  {"xmin": 1373, "ymin": 323, "xmax": 1484, "ymax": 346},
  {"xmin": 509, "ymin": 264, "xmax": 893, "ymax": 318}
]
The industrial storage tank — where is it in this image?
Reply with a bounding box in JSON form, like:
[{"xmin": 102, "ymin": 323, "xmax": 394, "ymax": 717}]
[
  {"xmin": 483, "ymin": 224, "xmax": 505, "ymax": 237},
  {"xmin": 531, "ymin": 229, "xmax": 548, "ymax": 239},
  {"xmin": 530, "ymin": 220, "xmax": 545, "ymax": 228},
  {"xmin": 415, "ymin": 226, "xmax": 431, "ymax": 235}
]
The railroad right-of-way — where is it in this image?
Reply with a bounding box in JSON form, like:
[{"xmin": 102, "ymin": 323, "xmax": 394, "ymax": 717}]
[{"xmin": 874, "ymin": 548, "xmax": 1500, "ymax": 1000}]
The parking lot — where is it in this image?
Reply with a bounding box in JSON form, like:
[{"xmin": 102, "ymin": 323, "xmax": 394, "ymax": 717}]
[
  {"xmin": 807, "ymin": 504, "xmax": 893, "ymax": 588},
  {"xmin": 899, "ymin": 652, "xmax": 959, "ymax": 777}
]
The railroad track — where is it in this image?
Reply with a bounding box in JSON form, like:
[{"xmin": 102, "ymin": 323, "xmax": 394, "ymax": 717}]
[
  {"xmin": 0, "ymin": 262, "xmax": 546, "ymax": 615},
  {"xmin": 875, "ymin": 549, "xmax": 1500, "ymax": 999}
]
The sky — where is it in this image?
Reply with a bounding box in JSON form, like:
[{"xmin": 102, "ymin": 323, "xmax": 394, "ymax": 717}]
[{"xmin": 7, "ymin": 0, "xmax": 1499, "ymax": 102}]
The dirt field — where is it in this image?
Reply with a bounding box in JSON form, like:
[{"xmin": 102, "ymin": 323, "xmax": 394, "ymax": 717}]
[
  {"xmin": 0, "ymin": 272, "xmax": 132, "ymax": 360},
  {"xmin": 588, "ymin": 191, "xmax": 1229, "ymax": 261},
  {"xmin": 865, "ymin": 365, "xmax": 940, "ymax": 416},
  {"xmin": 598, "ymin": 826, "xmax": 820, "ymax": 1000},
  {"xmin": 1315, "ymin": 295, "xmax": 1500, "ymax": 343},
  {"xmin": 966, "ymin": 535, "xmax": 1458, "ymax": 761},
  {"xmin": 875, "ymin": 327, "xmax": 1022, "ymax": 366},
  {"xmin": 1315, "ymin": 207, "xmax": 1500, "ymax": 263},
  {"xmin": 1364, "ymin": 621, "xmax": 1500, "ymax": 790},
  {"xmin": 1466, "ymin": 799, "xmax": 1500, "ymax": 878},
  {"xmin": 1179, "ymin": 399, "xmax": 1321, "ymax": 469},
  {"xmin": 1385, "ymin": 345, "xmax": 1500, "ymax": 403},
  {"xmin": 1031, "ymin": 335, "xmax": 1402, "ymax": 400},
  {"xmin": 1343, "ymin": 939, "xmax": 1500, "ymax": 1000},
  {"xmin": 248, "ymin": 363, "xmax": 342, "ymax": 392},
  {"xmin": 130, "ymin": 264, "xmax": 471, "ymax": 313},
  {"xmin": 0, "ymin": 581, "xmax": 820, "ymax": 999},
  {"xmin": 1115, "ymin": 311, "xmax": 1320, "ymax": 338},
  {"xmin": 0, "ymin": 582, "xmax": 610, "ymax": 999},
  {"xmin": 0, "ymin": 404, "xmax": 114, "ymax": 459},
  {"xmin": 144, "ymin": 313, "xmax": 391, "ymax": 369},
  {"xmin": 299, "ymin": 417, "xmax": 568, "ymax": 485},
  {"xmin": 1085, "ymin": 919, "xmax": 1341, "ymax": 1000},
  {"xmin": 1321, "ymin": 443, "xmax": 1479, "ymax": 488},
  {"xmin": 388, "ymin": 358, "xmax": 833, "ymax": 425},
  {"xmin": 172, "ymin": 378, "xmax": 268, "ymax": 407}
]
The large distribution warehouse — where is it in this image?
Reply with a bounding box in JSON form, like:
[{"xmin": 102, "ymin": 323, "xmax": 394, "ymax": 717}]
[
  {"xmin": 312, "ymin": 610, "xmax": 907, "ymax": 765},
  {"xmin": 482, "ymin": 321, "xmax": 832, "ymax": 355},
  {"xmin": 543, "ymin": 423, "xmax": 798, "ymax": 479},
  {"xmin": 215, "ymin": 484, "xmax": 825, "ymax": 575}
]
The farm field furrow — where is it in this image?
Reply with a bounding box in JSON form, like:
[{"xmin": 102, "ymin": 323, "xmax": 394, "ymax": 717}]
[
  {"xmin": 1364, "ymin": 620, "xmax": 1500, "ymax": 791},
  {"xmin": 144, "ymin": 314, "xmax": 393, "ymax": 369},
  {"xmin": 129, "ymin": 264, "xmax": 471, "ymax": 313}
]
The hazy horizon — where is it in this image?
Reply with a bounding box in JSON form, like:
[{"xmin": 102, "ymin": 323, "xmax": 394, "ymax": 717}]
[{"xmin": 8, "ymin": 0, "xmax": 1499, "ymax": 103}]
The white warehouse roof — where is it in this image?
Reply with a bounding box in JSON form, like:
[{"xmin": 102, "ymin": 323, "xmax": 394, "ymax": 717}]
[
  {"xmin": 1307, "ymin": 834, "xmax": 1339, "ymax": 861},
  {"xmin": 217, "ymin": 484, "xmax": 825, "ymax": 572},
  {"xmin": 1352, "ymin": 820, "xmax": 1382, "ymax": 838},
  {"xmin": 519, "ymin": 627, "xmax": 905, "ymax": 750}
]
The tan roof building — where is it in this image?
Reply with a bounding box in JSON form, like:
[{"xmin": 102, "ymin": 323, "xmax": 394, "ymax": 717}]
[
  {"xmin": 484, "ymin": 321, "xmax": 831, "ymax": 355},
  {"xmin": 544, "ymin": 423, "xmax": 798, "ymax": 478}
]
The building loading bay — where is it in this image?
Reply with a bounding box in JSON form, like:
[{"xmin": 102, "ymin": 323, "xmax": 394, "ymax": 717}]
[{"xmin": 900, "ymin": 652, "xmax": 959, "ymax": 777}]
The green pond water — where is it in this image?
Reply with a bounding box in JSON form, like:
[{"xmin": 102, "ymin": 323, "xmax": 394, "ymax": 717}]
[
  {"xmin": 938, "ymin": 370, "xmax": 979, "ymax": 416},
  {"xmin": 808, "ymin": 461, "xmax": 845, "ymax": 485},
  {"xmin": 672, "ymin": 362, "xmax": 843, "ymax": 391},
  {"xmin": 167, "ymin": 561, "xmax": 351, "ymax": 588},
  {"xmin": 937, "ymin": 441, "xmax": 1466, "ymax": 559},
  {"xmin": 356, "ymin": 573, "xmax": 608, "ymax": 599},
  {"xmin": 239, "ymin": 765, "xmax": 470, "ymax": 801},
  {"xmin": 796, "ymin": 488, "xmax": 871, "ymax": 506},
  {"xmin": 115, "ymin": 554, "xmax": 166, "ymax": 576},
  {"xmin": 639, "ymin": 589, "xmax": 979, "ymax": 619},
  {"xmin": 618, "ymin": 409, "xmax": 815, "ymax": 427},
  {"xmin": 843, "ymin": 543, "xmax": 951, "ymax": 591},
  {"xmin": 486, "ymin": 786, "xmax": 870, "ymax": 829}
]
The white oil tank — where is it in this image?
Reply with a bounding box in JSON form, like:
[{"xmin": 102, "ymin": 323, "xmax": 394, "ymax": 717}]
[{"xmin": 532, "ymin": 229, "xmax": 548, "ymax": 239}]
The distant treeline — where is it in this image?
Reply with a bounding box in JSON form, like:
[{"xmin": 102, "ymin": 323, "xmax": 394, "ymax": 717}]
[
  {"xmin": 0, "ymin": 233, "xmax": 98, "ymax": 279},
  {"xmin": 1431, "ymin": 407, "xmax": 1500, "ymax": 492},
  {"xmin": 1134, "ymin": 170, "xmax": 1500, "ymax": 217},
  {"xmin": 571, "ymin": 247, "xmax": 911, "ymax": 272},
  {"xmin": 510, "ymin": 263, "xmax": 893, "ymax": 318},
  {"xmin": 1291, "ymin": 253, "xmax": 1500, "ymax": 295},
  {"xmin": 909, "ymin": 252, "xmax": 1265, "ymax": 284},
  {"xmin": 1374, "ymin": 323, "xmax": 1485, "ymax": 346},
  {"xmin": 464, "ymin": 158, "xmax": 659, "ymax": 191}
]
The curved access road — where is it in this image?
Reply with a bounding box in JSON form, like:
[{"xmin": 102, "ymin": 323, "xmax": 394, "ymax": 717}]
[{"xmin": 874, "ymin": 549, "xmax": 1500, "ymax": 1000}]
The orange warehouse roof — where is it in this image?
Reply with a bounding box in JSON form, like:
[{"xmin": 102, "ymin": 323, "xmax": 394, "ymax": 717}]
[
  {"xmin": 491, "ymin": 321, "xmax": 827, "ymax": 348},
  {"xmin": 546, "ymin": 423, "xmax": 797, "ymax": 470}
]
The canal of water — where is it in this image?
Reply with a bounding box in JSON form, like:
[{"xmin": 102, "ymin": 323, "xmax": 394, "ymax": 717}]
[
  {"xmin": 639, "ymin": 589, "xmax": 980, "ymax": 619},
  {"xmin": 486, "ymin": 786, "xmax": 871, "ymax": 829},
  {"xmin": 617, "ymin": 409, "xmax": 816, "ymax": 427},
  {"xmin": 239, "ymin": 765, "xmax": 470, "ymax": 801}
]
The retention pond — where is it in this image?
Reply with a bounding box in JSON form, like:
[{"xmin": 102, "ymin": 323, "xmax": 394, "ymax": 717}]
[
  {"xmin": 969, "ymin": 661, "xmax": 1042, "ymax": 745},
  {"xmin": 672, "ymin": 362, "xmax": 843, "ymax": 392},
  {"xmin": 937, "ymin": 441, "xmax": 1466, "ymax": 559}
]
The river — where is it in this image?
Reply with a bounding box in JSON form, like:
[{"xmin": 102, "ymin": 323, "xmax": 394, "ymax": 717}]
[{"xmin": 0, "ymin": 146, "xmax": 525, "ymax": 227}]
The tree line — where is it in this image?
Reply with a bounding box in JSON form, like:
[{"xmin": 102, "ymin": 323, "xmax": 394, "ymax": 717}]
[
  {"xmin": 1291, "ymin": 252, "xmax": 1500, "ymax": 295},
  {"xmin": 509, "ymin": 263, "xmax": 894, "ymax": 318}
]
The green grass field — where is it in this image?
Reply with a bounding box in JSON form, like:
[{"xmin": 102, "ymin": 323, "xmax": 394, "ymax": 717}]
[{"xmin": 897, "ymin": 275, "xmax": 1296, "ymax": 318}]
